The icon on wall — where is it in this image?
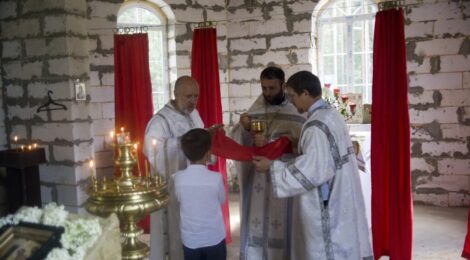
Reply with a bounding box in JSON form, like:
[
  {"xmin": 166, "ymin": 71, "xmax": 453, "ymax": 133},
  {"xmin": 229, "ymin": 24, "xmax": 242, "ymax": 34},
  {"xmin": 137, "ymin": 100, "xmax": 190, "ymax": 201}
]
[{"xmin": 74, "ymin": 79, "xmax": 86, "ymax": 101}]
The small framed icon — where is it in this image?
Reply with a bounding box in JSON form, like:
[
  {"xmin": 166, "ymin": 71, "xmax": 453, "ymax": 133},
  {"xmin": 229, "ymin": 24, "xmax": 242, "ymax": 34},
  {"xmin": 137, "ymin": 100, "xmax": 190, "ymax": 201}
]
[{"xmin": 74, "ymin": 80, "xmax": 86, "ymax": 101}]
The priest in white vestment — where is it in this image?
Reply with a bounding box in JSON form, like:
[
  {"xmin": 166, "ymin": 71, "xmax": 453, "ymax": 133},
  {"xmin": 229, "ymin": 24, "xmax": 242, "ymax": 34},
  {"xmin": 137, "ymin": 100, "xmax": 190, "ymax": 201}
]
[
  {"xmin": 231, "ymin": 67, "xmax": 305, "ymax": 260},
  {"xmin": 253, "ymin": 71, "xmax": 373, "ymax": 260},
  {"xmin": 144, "ymin": 76, "xmax": 204, "ymax": 260}
]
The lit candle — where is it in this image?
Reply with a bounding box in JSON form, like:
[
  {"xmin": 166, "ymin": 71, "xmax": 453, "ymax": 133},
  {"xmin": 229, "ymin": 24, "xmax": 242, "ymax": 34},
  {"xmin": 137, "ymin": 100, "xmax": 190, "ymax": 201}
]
[
  {"xmin": 110, "ymin": 131, "xmax": 116, "ymax": 159},
  {"xmin": 120, "ymin": 127, "xmax": 124, "ymax": 133},
  {"xmin": 110, "ymin": 131, "xmax": 114, "ymax": 141},
  {"xmin": 134, "ymin": 143, "xmax": 142, "ymax": 177},
  {"xmin": 20, "ymin": 145, "xmax": 25, "ymax": 151},
  {"xmin": 13, "ymin": 136, "xmax": 18, "ymax": 150},
  {"xmin": 33, "ymin": 143, "xmax": 37, "ymax": 149},
  {"xmin": 349, "ymin": 103, "xmax": 357, "ymax": 114},
  {"xmin": 152, "ymin": 139, "xmax": 157, "ymax": 176},
  {"xmin": 89, "ymin": 160, "xmax": 96, "ymax": 179},
  {"xmin": 28, "ymin": 145, "xmax": 32, "ymax": 151}
]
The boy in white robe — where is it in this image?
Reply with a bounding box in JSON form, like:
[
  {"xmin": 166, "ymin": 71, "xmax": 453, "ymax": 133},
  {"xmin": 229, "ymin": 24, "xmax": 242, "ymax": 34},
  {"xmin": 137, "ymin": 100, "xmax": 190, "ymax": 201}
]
[{"xmin": 253, "ymin": 71, "xmax": 373, "ymax": 260}]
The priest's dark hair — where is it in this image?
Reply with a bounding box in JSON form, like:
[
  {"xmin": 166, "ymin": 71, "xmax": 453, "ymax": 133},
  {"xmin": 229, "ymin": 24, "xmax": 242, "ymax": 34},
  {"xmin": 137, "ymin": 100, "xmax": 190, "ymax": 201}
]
[
  {"xmin": 260, "ymin": 66, "xmax": 285, "ymax": 82},
  {"xmin": 181, "ymin": 128, "xmax": 212, "ymax": 162},
  {"xmin": 286, "ymin": 71, "xmax": 322, "ymax": 98}
]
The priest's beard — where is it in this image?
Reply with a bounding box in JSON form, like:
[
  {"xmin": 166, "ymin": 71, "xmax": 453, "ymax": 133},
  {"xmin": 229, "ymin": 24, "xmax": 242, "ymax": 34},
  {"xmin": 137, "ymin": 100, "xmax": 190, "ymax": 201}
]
[{"xmin": 264, "ymin": 90, "xmax": 286, "ymax": 105}]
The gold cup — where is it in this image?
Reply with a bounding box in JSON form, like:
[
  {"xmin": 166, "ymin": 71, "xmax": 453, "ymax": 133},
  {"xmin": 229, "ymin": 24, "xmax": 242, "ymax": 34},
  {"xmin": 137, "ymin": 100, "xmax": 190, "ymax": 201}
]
[{"xmin": 251, "ymin": 120, "xmax": 266, "ymax": 134}]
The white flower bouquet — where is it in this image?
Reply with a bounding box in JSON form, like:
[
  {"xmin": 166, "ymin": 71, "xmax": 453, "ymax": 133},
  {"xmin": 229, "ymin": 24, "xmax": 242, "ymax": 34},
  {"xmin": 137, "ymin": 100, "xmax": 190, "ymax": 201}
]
[{"xmin": 0, "ymin": 203, "xmax": 102, "ymax": 260}]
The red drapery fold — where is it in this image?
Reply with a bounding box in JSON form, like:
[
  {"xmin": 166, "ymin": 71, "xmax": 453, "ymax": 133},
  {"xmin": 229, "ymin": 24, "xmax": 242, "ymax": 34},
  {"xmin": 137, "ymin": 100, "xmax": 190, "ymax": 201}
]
[
  {"xmin": 114, "ymin": 33, "xmax": 154, "ymax": 233},
  {"xmin": 191, "ymin": 27, "xmax": 231, "ymax": 243},
  {"xmin": 371, "ymin": 8, "xmax": 413, "ymax": 260},
  {"xmin": 463, "ymin": 207, "xmax": 470, "ymax": 259},
  {"xmin": 211, "ymin": 129, "xmax": 292, "ymax": 161}
]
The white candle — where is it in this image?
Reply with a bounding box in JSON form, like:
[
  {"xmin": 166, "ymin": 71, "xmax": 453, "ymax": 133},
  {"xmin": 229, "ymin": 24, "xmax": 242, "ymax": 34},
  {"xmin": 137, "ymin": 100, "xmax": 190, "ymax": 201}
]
[{"xmin": 89, "ymin": 160, "xmax": 96, "ymax": 179}]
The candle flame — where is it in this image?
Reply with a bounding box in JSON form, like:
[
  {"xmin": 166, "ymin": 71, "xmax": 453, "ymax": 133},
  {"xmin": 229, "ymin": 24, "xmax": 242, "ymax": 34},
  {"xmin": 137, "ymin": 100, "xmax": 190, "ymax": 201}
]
[
  {"xmin": 33, "ymin": 143, "xmax": 37, "ymax": 148},
  {"xmin": 110, "ymin": 131, "xmax": 114, "ymax": 138},
  {"xmin": 28, "ymin": 145, "xmax": 32, "ymax": 150},
  {"xmin": 152, "ymin": 139, "xmax": 157, "ymax": 146},
  {"xmin": 134, "ymin": 143, "xmax": 138, "ymax": 149},
  {"xmin": 14, "ymin": 136, "xmax": 18, "ymax": 142},
  {"xmin": 120, "ymin": 127, "xmax": 124, "ymax": 132},
  {"xmin": 89, "ymin": 160, "xmax": 94, "ymax": 168}
]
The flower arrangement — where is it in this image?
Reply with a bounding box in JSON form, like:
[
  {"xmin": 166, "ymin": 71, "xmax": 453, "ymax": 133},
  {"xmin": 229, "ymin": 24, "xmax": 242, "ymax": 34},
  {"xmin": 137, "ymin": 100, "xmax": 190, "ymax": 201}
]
[
  {"xmin": 0, "ymin": 203, "xmax": 102, "ymax": 260},
  {"xmin": 322, "ymin": 84, "xmax": 356, "ymax": 121}
]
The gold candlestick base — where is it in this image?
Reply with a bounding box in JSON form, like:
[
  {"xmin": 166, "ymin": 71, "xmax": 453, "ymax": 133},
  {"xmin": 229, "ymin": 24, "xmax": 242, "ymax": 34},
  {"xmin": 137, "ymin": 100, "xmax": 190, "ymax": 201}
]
[{"xmin": 86, "ymin": 143, "xmax": 169, "ymax": 260}]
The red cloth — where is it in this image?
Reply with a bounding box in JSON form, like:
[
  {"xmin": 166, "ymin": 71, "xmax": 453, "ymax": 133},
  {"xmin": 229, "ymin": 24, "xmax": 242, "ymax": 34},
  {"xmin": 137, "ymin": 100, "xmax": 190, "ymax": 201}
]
[
  {"xmin": 463, "ymin": 207, "xmax": 470, "ymax": 259},
  {"xmin": 114, "ymin": 33, "xmax": 153, "ymax": 233},
  {"xmin": 371, "ymin": 8, "xmax": 413, "ymax": 260},
  {"xmin": 191, "ymin": 27, "xmax": 231, "ymax": 243},
  {"xmin": 211, "ymin": 129, "xmax": 292, "ymax": 161}
]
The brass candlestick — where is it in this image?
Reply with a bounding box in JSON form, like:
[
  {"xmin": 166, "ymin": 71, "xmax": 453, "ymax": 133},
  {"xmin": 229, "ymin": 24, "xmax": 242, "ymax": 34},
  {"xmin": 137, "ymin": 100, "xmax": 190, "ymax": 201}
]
[
  {"xmin": 251, "ymin": 120, "xmax": 266, "ymax": 134},
  {"xmin": 86, "ymin": 142, "xmax": 169, "ymax": 260}
]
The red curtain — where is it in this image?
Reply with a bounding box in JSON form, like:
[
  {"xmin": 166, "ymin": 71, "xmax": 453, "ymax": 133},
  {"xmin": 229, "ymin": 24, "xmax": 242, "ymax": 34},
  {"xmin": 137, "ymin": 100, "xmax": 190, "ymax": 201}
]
[
  {"xmin": 371, "ymin": 8, "xmax": 413, "ymax": 260},
  {"xmin": 463, "ymin": 207, "xmax": 470, "ymax": 259},
  {"xmin": 191, "ymin": 27, "xmax": 231, "ymax": 243},
  {"xmin": 114, "ymin": 33, "xmax": 153, "ymax": 233}
]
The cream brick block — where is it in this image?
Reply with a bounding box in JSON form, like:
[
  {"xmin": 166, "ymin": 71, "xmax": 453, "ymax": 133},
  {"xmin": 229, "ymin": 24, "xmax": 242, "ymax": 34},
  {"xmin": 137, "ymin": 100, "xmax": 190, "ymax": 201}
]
[
  {"xmin": 90, "ymin": 53, "xmax": 114, "ymax": 66},
  {"xmin": 10, "ymin": 125, "xmax": 27, "ymax": 139},
  {"xmin": 434, "ymin": 19, "xmax": 470, "ymax": 36},
  {"xmin": 99, "ymin": 34, "xmax": 114, "ymax": 50},
  {"xmin": 101, "ymin": 72, "xmax": 114, "ymax": 86},
  {"xmin": 407, "ymin": 58, "xmax": 431, "ymax": 74},
  {"xmin": 39, "ymin": 165, "xmax": 77, "ymax": 185},
  {"xmin": 291, "ymin": 48, "xmax": 311, "ymax": 64},
  {"xmin": 410, "ymin": 107, "xmax": 459, "ymax": 124},
  {"xmin": 408, "ymin": 73, "xmax": 462, "ymax": 90},
  {"xmin": 44, "ymin": 16, "xmax": 66, "ymax": 35},
  {"xmin": 47, "ymin": 37, "xmax": 68, "ymax": 56},
  {"xmin": 230, "ymin": 38, "xmax": 266, "ymax": 52},
  {"xmin": 40, "ymin": 185, "xmax": 54, "ymax": 204},
  {"xmin": 207, "ymin": 9, "xmax": 226, "ymax": 22},
  {"xmin": 65, "ymin": 37, "xmax": 90, "ymax": 57},
  {"xmin": 1, "ymin": 19, "xmax": 40, "ymax": 39},
  {"xmin": 87, "ymin": 17, "xmax": 115, "ymax": 31},
  {"xmin": 7, "ymin": 105, "xmax": 35, "ymax": 120},
  {"xmin": 88, "ymin": 1, "xmax": 120, "ymax": 18},
  {"xmin": 249, "ymin": 19, "xmax": 287, "ymax": 36},
  {"xmin": 449, "ymin": 192, "xmax": 470, "ymax": 207},
  {"xmin": 3, "ymin": 61, "xmax": 42, "ymax": 80},
  {"xmin": 227, "ymin": 22, "xmax": 251, "ymax": 39},
  {"xmin": 6, "ymin": 84, "xmax": 23, "ymax": 98},
  {"xmin": 2, "ymin": 40, "xmax": 21, "ymax": 58},
  {"xmin": 415, "ymin": 38, "xmax": 463, "ymax": 56},
  {"xmin": 416, "ymin": 174, "xmax": 469, "ymax": 192},
  {"xmin": 92, "ymin": 118, "xmax": 114, "ymax": 136},
  {"xmin": 32, "ymin": 123, "xmax": 74, "ymax": 142},
  {"xmin": 405, "ymin": 21, "xmax": 433, "ymax": 38},
  {"xmin": 270, "ymin": 34, "xmax": 311, "ymax": 49},
  {"xmin": 421, "ymin": 141, "xmax": 468, "ymax": 156},
  {"xmin": 251, "ymin": 83, "xmax": 262, "ymax": 97},
  {"xmin": 290, "ymin": 1, "xmax": 318, "ymax": 15},
  {"xmin": 176, "ymin": 54, "xmax": 191, "ymax": 69},
  {"xmin": 0, "ymin": 1, "xmax": 16, "ymax": 19},
  {"xmin": 293, "ymin": 19, "xmax": 311, "ymax": 33},
  {"xmin": 253, "ymin": 50, "xmax": 290, "ymax": 66},
  {"xmin": 227, "ymin": 8, "xmax": 263, "ymax": 22},
  {"xmin": 221, "ymin": 97, "xmax": 230, "ymax": 112},
  {"xmin": 462, "ymin": 107, "xmax": 470, "ymax": 122},
  {"xmin": 28, "ymin": 81, "xmax": 71, "ymax": 98},
  {"xmin": 56, "ymin": 184, "xmax": 88, "ymax": 207},
  {"xmin": 438, "ymin": 158, "xmax": 470, "ymax": 175},
  {"xmin": 72, "ymin": 122, "xmax": 93, "ymax": 141},
  {"xmin": 175, "ymin": 40, "xmax": 192, "ymax": 53},
  {"xmin": 217, "ymin": 38, "xmax": 228, "ymax": 54},
  {"xmin": 283, "ymin": 64, "xmax": 312, "ymax": 78},
  {"xmin": 174, "ymin": 8, "xmax": 203, "ymax": 22},
  {"xmin": 51, "ymin": 103, "xmax": 73, "ymax": 121},
  {"xmin": 219, "ymin": 69, "xmax": 229, "ymax": 83},
  {"xmin": 440, "ymin": 89, "xmax": 470, "ymax": 106},
  {"xmin": 229, "ymin": 97, "xmax": 257, "ymax": 111},
  {"xmin": 230, "ymin": 68, "xmax": 259, "ymax": 82},
  {"xmin": 89, "ymin": 71, "xmax": 100, "ymax": 86},
  {"xmin": 408, "ymin": 90, "xmax": 434, "ymax": 106},
  {"xmin": 90, "ymin": 86, "xmax": 114, "ymax": 102},
  {"xmin": 230, "ymin": 54, "xmax": 249, "ymax": 67},
  {"xmin": 102, "ymin": 103, "xmax": 115, "ymax": 119},
  {"xmin": 413, "ymin": 193, "xmax": 449, "ymax": 207},
  {"xmin": 228, "ymin": 83, "xmax": 252, "ymax": 97},
  {"xmin": 411, "ymin": 157, "xmax": 436, "ymax": 173},
  {"xmin": 89, "ymin": 103, "xmax": 103, "ymax": 120},
  {"xmin": 53, "ymin": 145, "xmax": 75, "ymax": 162},
  {"xmin": 93, "ymin": 135, "xmax": 105, "ymax": 152},
  {"xmin": 464, "ymin": 72, "xmax": 470, "ymax": 89},
  {"xmin": 440, "ymin": 55, "xmax": 470, "ymax": 73},
  {"xmin": 220, "ymin": 83, "xmax": 229, "ymax": 98},
  {"xmin": 48, "ymin": 57, "xmax": 88, "ymax": 77},
  {"xmin": 70, "ymin": 103, "xmax": 90, "ymax": 121},
  {"xmin": 406, "ymin": 2, "xmax": 462, "ymax": 22},
  {"xmin": 441, "ymin": 124, "xmax": 470, "ymax": 140}
]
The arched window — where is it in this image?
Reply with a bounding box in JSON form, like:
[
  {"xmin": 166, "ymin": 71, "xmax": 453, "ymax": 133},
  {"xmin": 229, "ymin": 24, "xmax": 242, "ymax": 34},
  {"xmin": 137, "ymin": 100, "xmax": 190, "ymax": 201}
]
[
  {"xmin": 315, "ymin": 0, "xmax": 377, "ymax": 103},
  {"xmin": 117, "ymin": 3, "xmax": 169, "ymax": 112}
]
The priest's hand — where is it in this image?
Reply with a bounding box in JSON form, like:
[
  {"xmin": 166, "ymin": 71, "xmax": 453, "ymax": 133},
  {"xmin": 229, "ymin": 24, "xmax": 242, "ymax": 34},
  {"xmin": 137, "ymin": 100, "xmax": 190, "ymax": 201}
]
[
  {"xmin": 253, "ymin": 134, "xmax": 268, "ymax": 147},
  {"xmin": 240, "ymin": 113, "xmax": 251, "ymax": 131},
  {"xmin": 208, "ymin": 124, "xmax": 224, "ymax": 136},
  {"xmin": 252, "ymin": 156, "xmax": 271, "ymax": 172}
]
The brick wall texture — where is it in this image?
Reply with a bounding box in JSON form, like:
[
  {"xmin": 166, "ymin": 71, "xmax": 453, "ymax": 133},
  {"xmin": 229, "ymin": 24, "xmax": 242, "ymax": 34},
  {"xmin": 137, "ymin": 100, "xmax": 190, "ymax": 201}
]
[{"xmin": 0, "ymin": 0, "xmax": 468, "ymax": 214}]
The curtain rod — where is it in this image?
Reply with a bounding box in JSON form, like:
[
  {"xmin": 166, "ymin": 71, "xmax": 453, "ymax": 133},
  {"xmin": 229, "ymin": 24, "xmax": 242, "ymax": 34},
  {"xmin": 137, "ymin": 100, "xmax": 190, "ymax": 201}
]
[
  {"xmin": 113, "ymin": 26, "xmax": 148, "ymax": 34},
  {"xmin": 378, "ymin": 0, "xmax": 405, "ymax": 11}
]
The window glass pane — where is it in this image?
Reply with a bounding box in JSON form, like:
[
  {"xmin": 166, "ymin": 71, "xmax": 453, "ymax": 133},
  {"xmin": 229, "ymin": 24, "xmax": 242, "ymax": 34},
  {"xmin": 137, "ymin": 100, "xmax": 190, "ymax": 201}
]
[
  {"xmin": 354, "ymin": 54, "xmax": 363, "ymax": 84},
  {"xmin": 320, "ymin": 25, "xmax": 334, "ymax": 54},
  {"xmin": 336, "ymin": 23, "xmax": 347, "ymax": 54},
  {"xmin": 323, "ymin": 55, "xmax": 335, "ymax": 77},
  {"xmin": 353, "ymin": 21, "xmax": 364, "ymax": 53},
  {"xmin": 336, "ymin": 54, "xmax": 347, "ymax": 86}
]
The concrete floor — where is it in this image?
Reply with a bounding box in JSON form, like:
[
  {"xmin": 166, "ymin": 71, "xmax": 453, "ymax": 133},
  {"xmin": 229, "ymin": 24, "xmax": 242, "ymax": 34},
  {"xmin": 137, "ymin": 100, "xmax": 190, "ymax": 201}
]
[{"xmin": 226, "ymin": 192, "xmax": 468, "ymax": 260}]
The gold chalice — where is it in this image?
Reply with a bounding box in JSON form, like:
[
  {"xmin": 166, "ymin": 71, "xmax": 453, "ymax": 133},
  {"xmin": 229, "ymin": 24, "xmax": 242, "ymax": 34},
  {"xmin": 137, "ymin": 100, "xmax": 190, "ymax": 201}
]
[{"xmin": 251, "ymin": 120, "xmax": 266, "ymax": 134}]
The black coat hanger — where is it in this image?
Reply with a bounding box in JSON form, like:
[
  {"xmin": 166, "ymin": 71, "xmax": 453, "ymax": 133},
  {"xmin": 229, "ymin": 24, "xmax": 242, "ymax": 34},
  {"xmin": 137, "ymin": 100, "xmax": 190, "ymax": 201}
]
[{"xmin": 37, "ymin": 91, "xmax": 67, "ymax": 113}]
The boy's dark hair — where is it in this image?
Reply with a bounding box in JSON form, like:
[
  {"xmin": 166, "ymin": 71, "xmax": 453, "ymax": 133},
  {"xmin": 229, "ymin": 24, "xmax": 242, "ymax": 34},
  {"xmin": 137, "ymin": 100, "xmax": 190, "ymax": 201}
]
[
  {"xmin": 181, "ymin": 128, "xmax": 212, "ymax": 162},
  {"xmin": 260, "ymin": 66, "xmax": 285, "ymax": 82},
  {"xmin": 286, "ymin": 70, "xmax": 322, "ymax": 97}
]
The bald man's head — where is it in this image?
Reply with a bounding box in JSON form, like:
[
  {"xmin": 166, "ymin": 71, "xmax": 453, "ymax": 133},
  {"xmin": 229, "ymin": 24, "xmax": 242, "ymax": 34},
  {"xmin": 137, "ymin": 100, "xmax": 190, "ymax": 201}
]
[{"xmin": 173, "ymin": 76, "xmax": 200, "ymax": 114}]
